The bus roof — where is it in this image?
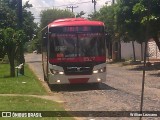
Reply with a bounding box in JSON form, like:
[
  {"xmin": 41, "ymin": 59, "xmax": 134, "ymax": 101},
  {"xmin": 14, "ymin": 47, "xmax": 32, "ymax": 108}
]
[{"xmin": 48, "ymin": 18, "xmax": 104, "ymax": 27}]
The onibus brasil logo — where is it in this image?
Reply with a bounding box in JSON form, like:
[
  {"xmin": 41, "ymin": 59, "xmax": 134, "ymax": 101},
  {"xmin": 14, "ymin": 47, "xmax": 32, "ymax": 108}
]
[{"xmin": 1, "ymin": 112, "xmax": 42, "ymax": 118}]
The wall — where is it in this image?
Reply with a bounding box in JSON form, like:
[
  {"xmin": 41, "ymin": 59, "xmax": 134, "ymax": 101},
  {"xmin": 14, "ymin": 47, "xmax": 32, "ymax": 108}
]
[{"xmin": 121, "ymin": 41, "xmax": 144, "ymax": 60}]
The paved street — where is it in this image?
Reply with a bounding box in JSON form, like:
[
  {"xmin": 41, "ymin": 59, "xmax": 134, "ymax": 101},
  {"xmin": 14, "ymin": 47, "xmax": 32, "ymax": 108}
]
[{"xmin": 25, "ymin": 53, "xmax": 160, "ymax": 120}]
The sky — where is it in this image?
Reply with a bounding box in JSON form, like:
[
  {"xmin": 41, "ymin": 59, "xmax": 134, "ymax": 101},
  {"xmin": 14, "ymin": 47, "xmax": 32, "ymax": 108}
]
[{"xmin": 22, "ymin": 0, "xmax": 112, "ymax": 23}]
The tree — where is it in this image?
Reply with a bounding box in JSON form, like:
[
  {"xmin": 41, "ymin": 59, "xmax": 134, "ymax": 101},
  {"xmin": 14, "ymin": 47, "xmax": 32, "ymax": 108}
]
[
  {"xmin": 116, "ymin": 0, "xmax": 143, "ymax": 61},
  {"xmin": 2, "ymin": 28, "xmax": 26, "ymax": 77},
  {"xmin": 0, "ymin": 0, "xmax": 37, "ymax": 76},
  {"xmin": 116, "ymin": 0, "xmax": 160, "ymax": 60},
  {"xmin": 40, "ymin": 8, "xmax": 74, "ymax": 29},
  {"xmin": 88, "ymin": 0, "xmax": 160, "ymax": 61},
  {"xmin": 133, "ymin": 0, "xmax": 160, "ymax": 51}
]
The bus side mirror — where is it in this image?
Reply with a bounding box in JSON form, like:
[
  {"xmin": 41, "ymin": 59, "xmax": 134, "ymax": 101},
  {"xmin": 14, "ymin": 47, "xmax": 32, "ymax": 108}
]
[{"xmin": 42, "ymin": 36, "xmax": 48, "ymax": 47}]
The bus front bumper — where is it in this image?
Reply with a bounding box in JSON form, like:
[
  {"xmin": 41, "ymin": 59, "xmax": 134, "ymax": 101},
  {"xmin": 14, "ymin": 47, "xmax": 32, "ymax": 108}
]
[{"xmin": 48, "ymin": 73, "xmax": 106, "ymax": 84}]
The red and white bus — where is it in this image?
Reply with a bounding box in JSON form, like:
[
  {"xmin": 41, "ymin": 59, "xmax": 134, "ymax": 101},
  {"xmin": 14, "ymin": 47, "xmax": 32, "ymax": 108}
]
[{"xmin": 41, "ymin": 18, "xmax": 106, "ymax": 84}]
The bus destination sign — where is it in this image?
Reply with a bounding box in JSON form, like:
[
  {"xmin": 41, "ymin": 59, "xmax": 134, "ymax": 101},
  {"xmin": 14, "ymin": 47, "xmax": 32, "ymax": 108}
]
[{"xmin": 63, "ymin": 26, "xmax": 91, "ymax": 32}]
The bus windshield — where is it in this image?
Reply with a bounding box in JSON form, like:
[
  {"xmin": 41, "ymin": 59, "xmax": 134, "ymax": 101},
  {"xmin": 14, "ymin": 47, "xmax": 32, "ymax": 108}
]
[
  {"xmin": 49, "ymin": 33, "xmax": 105, "ymax": 59},
  {"xmin": 78, "ymin": 33, "xmax": 105, "ymax": 57}
]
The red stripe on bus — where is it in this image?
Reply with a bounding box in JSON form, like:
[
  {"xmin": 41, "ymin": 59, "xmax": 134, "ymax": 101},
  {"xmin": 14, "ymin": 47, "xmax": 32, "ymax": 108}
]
[
  {"xmin": 68, "ymin": 78, "xmax": 89, "ymax": 84},
  {"xmin": 49, "ymin": 56, "xmax": 106, "ymax": 63}
]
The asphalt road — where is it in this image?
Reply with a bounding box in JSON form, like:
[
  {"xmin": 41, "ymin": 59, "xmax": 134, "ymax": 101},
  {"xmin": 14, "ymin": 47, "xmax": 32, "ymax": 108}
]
[{"xmin": 25, "ymin": 53, "xmax": 160, "ymax": 120}]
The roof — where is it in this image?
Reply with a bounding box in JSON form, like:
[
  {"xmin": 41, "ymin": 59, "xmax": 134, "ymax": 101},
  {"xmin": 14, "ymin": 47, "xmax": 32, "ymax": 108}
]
[{"xmin": 48, "ymin": 18, "xmax": 104, "ymax": 27}]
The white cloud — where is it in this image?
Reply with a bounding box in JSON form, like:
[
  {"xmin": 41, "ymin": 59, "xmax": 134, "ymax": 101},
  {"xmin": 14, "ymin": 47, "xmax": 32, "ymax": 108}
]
[{"xmin": 23, "ymin": 0, "xmax": 110, "ymax": 23}]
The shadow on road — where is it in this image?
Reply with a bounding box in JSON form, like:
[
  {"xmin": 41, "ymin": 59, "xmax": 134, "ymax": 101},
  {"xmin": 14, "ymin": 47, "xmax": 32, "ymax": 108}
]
[
  {"xmin": 49, "ymin": 83, "xmax": 117, "ymax": 92},
  {"xmin": 128, "ymin": 65, "xmax": 160, "ymax": 71},
  {"xmin": 149, "ymin": 73, "xmax": 160, "ymax": 77}
]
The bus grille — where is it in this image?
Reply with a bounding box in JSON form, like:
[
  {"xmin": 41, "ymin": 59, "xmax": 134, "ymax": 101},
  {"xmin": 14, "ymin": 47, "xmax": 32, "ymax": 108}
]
[{"xmin": 64, "ymin": 66, "xmax": 93, "ymax": 75}]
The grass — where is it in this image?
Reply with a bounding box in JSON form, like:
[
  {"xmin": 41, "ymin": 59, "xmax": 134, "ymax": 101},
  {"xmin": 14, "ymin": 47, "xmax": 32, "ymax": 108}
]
[
  {"xmin": 0, "ymin": 63, "xmax": 75, "ymax": 120},
  {"xmin": 0, "ymin": 96, "xmax": 74, "ymax": 120},
  {"xmin": 0, "ymin": 96, "xmax": 63, "ymax": 111},
  {"xmin": 0, "ymin": 64, "xmax": 46, "ymax": 95}
]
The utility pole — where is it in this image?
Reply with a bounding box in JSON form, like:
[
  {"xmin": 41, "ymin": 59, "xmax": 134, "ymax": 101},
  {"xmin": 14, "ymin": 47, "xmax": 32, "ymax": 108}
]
[
  {"xmin": 140, "ymin": 0, "xmax": 150, "ymax": 120},
  {"xmin": 92, "ymin": 0, "xmax": 96, "ymax": 13},
  {"xmin": 67, "ymin": 6, "xmax": 78, "ymax": 13},
  {"xmin": 18, "ymin": 0, "xmax": 22, "ymax": 28},
  {"xmin": 17, "ymin": 0, "xmax": 25, "ymax": 75},
  {"xmin": 112, "ymin": 0, "xmax": 115, "ymax": 4}
]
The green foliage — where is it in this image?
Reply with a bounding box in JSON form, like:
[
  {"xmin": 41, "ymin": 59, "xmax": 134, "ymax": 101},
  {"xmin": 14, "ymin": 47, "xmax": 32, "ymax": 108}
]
[
  {"xmin": 3, "ymin": 28, "xmax": 27, "ymax": 49},
  {"xmin": 25, "ymin": 38, "xmax": 40, "ymax": 53},
  {"xmin": 22, "ymin": 9, "xmax": 37, "ymax": 41},
  {"xmin": 0, "ymin": 29, "xmax": 5, "ymax": 58},
  {"xmin": 2, "ymin": 28, "xmax": 27, "ymax": 77},
  {"xmin": 129, "ymin": 0, "xmax": 160, "ymax": 49},
  {"xmin": 0, "ymin": 0, "xmax": 37, "ymax": 42},
  {"xmin": 40, "ymin": 8, "xmax": 74, "ymax": 29},
  {"xmin": 89, "ymin": 0, "xmax": 159, "ymax": 42},
  {"xmin": 0, "ymin": 0, "xmax": 37, "ymax": 76},
  {"xmin": 88, "ymin": 0, "xmax": 160, "ymax": 61},
  {"xmin": 0, "ymin": 4, "xmax": 17, "ymax": 29},
  {"xmin": 133, "ymin": 0, "xmax": 160, "ymax": 37},
  {"xmin": 116, "ymin": 0, "xmax": 143, "ymax": 42}
]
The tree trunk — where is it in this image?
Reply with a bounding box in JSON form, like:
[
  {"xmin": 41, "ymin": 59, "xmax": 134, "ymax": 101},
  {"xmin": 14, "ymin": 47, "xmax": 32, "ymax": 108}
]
[
  {"xmin": 141, "ymin": 43, "xmax": 144, "ymax": 61},
  {"xmin": 118, "ymin": 39, "xmax": 121, "ymax": 60},
  {"xmin": 8, "ymin": 52, "xmax": 15, "ymax": 77},
  {"xmin": 6, "ymin": 45, "xmax": 16, "ymax": 77},
  {"xmin": 10, "ymin": 57, "xmax": 15, "ymax": 77},
  {"xmin": 132, "ymin": 41, "xmax": 136, "ymax": 61},
  {"xmin": 109, "ymin": 42, "xmax": 112, "ymax": 59}
]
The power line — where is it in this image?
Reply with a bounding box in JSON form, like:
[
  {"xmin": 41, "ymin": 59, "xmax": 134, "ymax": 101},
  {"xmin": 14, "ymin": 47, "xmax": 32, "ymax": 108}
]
[
  {"xmin": 56, "ymin": 1, "xmax": 90, "ymax": 8},
  {"xmin": 32, "ymin": 0, "xmax": 109, "ymax": 19},
  {"xmin": 66, "ymin": 6, "xmax": 78, "ymax": 13},
  {"xmin": 30, "ymin": 1, "xmax": 91, "ymax": 8}
]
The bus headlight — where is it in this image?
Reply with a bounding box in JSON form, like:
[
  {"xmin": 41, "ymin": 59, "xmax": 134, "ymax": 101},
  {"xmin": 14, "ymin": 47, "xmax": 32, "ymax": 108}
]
[
  {"xmin": 93, "ymin": 70, "xmax": 98, "ymax": 73},
  {"xmin": 93, "ymin": 67, "xmax": 106, "ymax": 74},
  {"xmin": 50, "ymin": 69, "xmax": 64, "ymax": 75},
  {"xmin": 56, "ymin": 80, "xmax": 61, "ymax": 83},
  {"xmin": 97, "ymin": 78, "xmax": 102, "ymax": 82},
  {"xmin": 59, "ymin": 71, "xmax": 64, "ymax": 75}
]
